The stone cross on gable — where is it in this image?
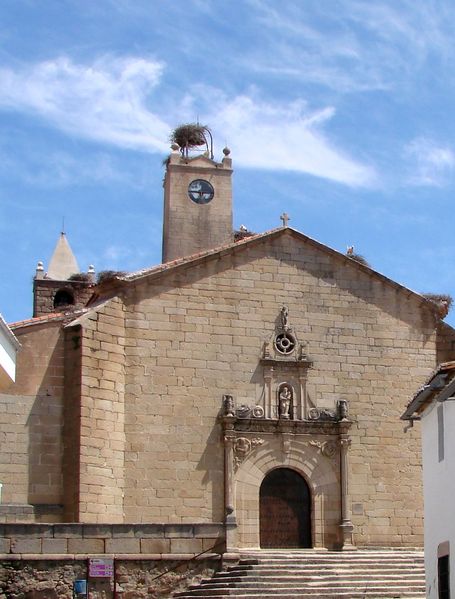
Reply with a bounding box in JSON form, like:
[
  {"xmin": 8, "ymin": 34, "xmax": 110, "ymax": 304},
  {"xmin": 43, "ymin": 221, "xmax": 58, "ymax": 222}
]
[{"xmin": 280, "ymin": 212, "xmax": 290, "ymax": 227}]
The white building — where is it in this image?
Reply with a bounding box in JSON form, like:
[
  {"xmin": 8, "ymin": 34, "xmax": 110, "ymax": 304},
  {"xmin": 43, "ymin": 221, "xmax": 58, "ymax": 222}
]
[
  {"xmin": 402, "ymin": 361, "xmax": 455, "ymax": 599},
  {"xmin": 0, "ymin": 313, "xmax": 19, "ymax": 390}
]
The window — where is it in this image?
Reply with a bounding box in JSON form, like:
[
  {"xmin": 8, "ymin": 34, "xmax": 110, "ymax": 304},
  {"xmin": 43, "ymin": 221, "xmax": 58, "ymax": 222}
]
[
  {"xmin": 438, "ymin": 554, "xmax": 450, "ymax": 599},
  {"xmin": 53, "ymin": 289, "xmax": 75, "ymax": 309}
]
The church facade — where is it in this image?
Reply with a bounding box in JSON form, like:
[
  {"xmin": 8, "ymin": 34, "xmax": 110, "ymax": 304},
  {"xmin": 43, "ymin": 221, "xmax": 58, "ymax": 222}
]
[{"xmin": 1, "ymin": 142, "xmax": 454, "ymax": 552}]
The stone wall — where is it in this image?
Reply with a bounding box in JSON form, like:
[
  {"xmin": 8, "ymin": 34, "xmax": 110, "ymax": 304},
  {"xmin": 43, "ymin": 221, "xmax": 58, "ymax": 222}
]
[
  {"xmin": 162, "ymin": 153, "xmax": 233, "ymax": 262},
  {"xmin": 0, "ymin": 523, "xmax": 224, "ymax": 556},
  {"xmin": 33, "ymin": 279, "xmax": 93, "ymax": 317},
  {"xmin": 67, "ymin": 298, "xmax": 126, "ymax": 523},
  {"xmin": 0, "ymin": 228, "xmax": 448, "ymax": 551},
  {"xmin": 0, "ymin": 556, "xmax": 220, "ymax": 599},
  {"xmin": 436, "ymin": 320, "xmax": 455, "ymax": 363},
  {"xmin": 118, "ymin": 231, "xmax": 437, "ymax": 546},
  {"xmin": 0, "ymin": 522, "xmax": 223, "ymax": 597},
  {"xmin": 0, "ymin": 320, "xmax": 65, "ymax": 508}
]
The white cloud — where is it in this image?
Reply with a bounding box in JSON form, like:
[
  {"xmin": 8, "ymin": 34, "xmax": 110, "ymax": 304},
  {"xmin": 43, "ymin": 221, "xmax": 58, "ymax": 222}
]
[
  {"xmin": 0, "ymin": 56, "xmax": 169, "ymax": 152},
  {"xmin": 0, "ymin": 56, "xmax": 375, "ymax": 187},
  {"xmin": 245, "ymin": 0, "xmax": 455, "ymax": 92},
  {"xmin": 208, "ymin": 94, "xmax": 375, "ymax": 187},
  {"xmin": 404, "ymin": 137, "xmax": 455, "ymax": 187}
]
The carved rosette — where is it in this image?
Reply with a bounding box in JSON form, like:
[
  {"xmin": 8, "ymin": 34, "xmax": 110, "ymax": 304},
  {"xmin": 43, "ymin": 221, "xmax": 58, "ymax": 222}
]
[
  {"xmin": 309, "ymin": 439, "xmax": 338, "ymax": 459},
  {"xmin": 233, "ymin": 436, "xmax": 264, "ymax": 470}
]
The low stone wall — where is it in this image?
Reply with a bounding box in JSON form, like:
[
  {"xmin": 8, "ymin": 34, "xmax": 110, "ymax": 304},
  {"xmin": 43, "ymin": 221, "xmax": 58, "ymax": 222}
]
[
  {"xmin": 0, "ymin": 523, "xmax": 225, "ymax": 556},
  {"xmin": 0, "ymin": 505, "xmax": 64, "ymax": 524},
  {"xmin": 0, "ymin": 523, "xmax": 226, "ymax": 598},
  {"xmin": 0, "ymin": 557, "xmax": 221, "ymax": 599}
]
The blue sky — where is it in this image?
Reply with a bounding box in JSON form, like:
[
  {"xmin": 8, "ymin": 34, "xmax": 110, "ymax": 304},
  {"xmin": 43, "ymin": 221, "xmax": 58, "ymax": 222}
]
[{"xmin": 1, "ymin": 0, "xmax": 455, "ymax": 326}]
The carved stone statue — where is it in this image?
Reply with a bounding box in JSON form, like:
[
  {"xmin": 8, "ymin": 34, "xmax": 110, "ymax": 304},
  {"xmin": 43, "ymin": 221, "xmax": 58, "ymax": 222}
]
[
  {"xmin": 280, "ymin": 306, "xmax": 289, "ymax": 329},
  {"xmin": 338, "ymin": 399, "xmax": 349, "ymax": 420},
  {"xmin": 223, "ymin": 394, "xmax": 235, "ymax": 417},
  {"xmin": 278, "ymin": 384, "xmax": 292, "ymax": 419}
]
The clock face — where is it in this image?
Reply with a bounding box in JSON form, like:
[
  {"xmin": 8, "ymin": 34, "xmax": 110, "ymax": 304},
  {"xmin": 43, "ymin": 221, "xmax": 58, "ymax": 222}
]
[{"xmin": 188, "ymin": 179, "xmax": 214, "ymax": 204}]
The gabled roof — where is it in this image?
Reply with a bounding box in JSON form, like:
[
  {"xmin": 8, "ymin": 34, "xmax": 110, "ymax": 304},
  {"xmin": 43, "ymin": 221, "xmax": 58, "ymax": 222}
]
[
  {"xmin": 401, "ymin": 361, "xmax": 455, "ymax": 420},
  {"xmin": 9, "ymin": 310, "xmax": 87, "ymax": 332},
  {"xmin": 92, "ymin": 226, "xmax": 441, "ymax": 317},
  {"xmin": 47, "ymin": 232, "xmax": 80, "ymax": 280}
]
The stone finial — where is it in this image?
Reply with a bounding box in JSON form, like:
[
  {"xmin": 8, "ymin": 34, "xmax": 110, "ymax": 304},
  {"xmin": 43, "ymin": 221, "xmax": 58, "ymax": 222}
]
[
  {"xmin": 223, "ymin": 146, "xmax": 231, "ymax": 156},
  {"xmin": 223, "ymin": 394, "xmax": 235, "ymax": 417},
  {"xmin": 35, "ymin": 261, "xmax": 44, "ymax": 280},
  {"xmin": 87, "ymin": 264, "xmax": 96, "ymax": 283},
  {"xmin": 338, "ymin": 399, "xmax": 349, "ymax": 420},
  {"xmin": 171, "ymin": 142, "xmax": 180, "ymax": 152}
]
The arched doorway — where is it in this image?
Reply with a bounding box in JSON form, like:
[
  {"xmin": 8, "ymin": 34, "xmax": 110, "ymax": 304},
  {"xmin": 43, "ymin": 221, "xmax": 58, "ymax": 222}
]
[{"xmin": 260, "ymin": 468, "xmax": 312, "ymax": 548}]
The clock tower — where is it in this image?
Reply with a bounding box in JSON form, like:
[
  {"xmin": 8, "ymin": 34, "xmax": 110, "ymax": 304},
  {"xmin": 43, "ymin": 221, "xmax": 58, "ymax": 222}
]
[{"xmin": 162, "ymin": 141, "xmax": 233, "ymax": 263}]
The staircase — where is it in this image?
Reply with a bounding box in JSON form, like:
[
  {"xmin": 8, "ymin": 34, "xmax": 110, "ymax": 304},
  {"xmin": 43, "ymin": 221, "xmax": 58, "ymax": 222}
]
[{"xmin": 174, "ymin": 549, "xmax": 426, "ymax": 598}]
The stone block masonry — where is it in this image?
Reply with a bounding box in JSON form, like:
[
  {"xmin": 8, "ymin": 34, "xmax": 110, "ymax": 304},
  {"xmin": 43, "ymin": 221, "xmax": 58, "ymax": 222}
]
[
  {"xmin": 120, "ymin": 232, "xmax": 436, "ymax": 546},
  {"xmin": 0, "ymin": 557, "xmax": 220, "ymax": 599},
  {"xmin": 0, "ymin": 523, "xmax": 224, "ymax": 598},
  {"xmin": 64, "ymin": 297, "xmax": 126, "ymax": 523},
  {"xmin": 0, "ymin": 524, "xmax": 225, "ymax": 599},
  {"xmin": 0, "ymin": 522, "xmax": 224, "ymax": 556},
  {"xmin": 3, "ymin": 226, "xmax": 452, "ymax": 552}
]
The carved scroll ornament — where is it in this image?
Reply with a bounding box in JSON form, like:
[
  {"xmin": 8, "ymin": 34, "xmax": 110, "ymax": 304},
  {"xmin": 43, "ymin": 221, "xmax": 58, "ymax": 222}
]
[{"xmin": 233, "ymin": 436, "xmax": 264, "ymax": 470}]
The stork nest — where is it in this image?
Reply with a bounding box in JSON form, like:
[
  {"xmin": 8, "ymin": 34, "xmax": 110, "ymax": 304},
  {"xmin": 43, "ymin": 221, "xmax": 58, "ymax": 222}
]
[
  {"xmin": 170, "ymin": 123, "xmax": 208, "ymax": 150},
  {"xmin": 68, "ymin": 272, "xmax": 92, "ymax": 282},
  {"xmin": 347, "ymin": 253, "xmax": 370, "ymax": 267},
  {"xmin": 422, "ymin": 293, "xmax": 453, "ymax": 318},
  {"xmin": 97, "ymin": 270, "xmax": 127, "ymax": 284}
]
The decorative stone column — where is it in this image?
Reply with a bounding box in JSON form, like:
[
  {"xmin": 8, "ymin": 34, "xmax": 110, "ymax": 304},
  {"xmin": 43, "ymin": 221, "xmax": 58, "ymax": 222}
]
[
  {"xmin": 264, "ymin": 366, "xmax": 273, "ymax": 419},
  {"xmin": 298, "ymin": 372, "xmax": 308, "ymax": 420},
  {"xmin": 339, "ymin": 431, "xmax": 355, "ymax": 549},
  {"xmin": 223, "ymin": 425, "xmax": 237, "ymax": 552}
]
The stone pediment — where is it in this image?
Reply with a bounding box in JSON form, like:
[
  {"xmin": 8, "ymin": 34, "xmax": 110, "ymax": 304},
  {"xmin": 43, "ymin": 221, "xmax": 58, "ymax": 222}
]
[
  {"xmin": 99, "ymin": 228, "xmax": 442, "ymax": 318},
  {"xmin": 261, "ymin": 305, "xmax": 313, "ymax": 367}
]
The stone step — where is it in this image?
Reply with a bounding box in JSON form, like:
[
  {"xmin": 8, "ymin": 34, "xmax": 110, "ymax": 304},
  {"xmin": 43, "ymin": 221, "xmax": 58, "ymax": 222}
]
[
  {"xmin": 177, "ymin": 590, "xmax": 425, "ymax": 598},
  {"xmin": 200, "ymin": 573, "xmax": 423, "ymax": 585},
  {"xmin": 239, "ymin": 553, "xmax": 424, "ymax": 556},
  {"xmin": 173, "ymin": 549, "xmax": 425, "ymax": 599},
  {"xmin": 176, "ymin": 593, "xmax": 425, "ymax": 599},
  {"xmin": 217, "ymin": 569, "xmax": 424, "ymax": 581},
  {"xmin": 176, "ymin": 595, "xmax": 425, "ymax": 599},
  {"xmin": 237, "ymin": 555, "xmax": 424, "ymax": 562},
  {"xmin": 235, "ymin": 559, "xmax": 423, "ymax": 566},
  {"xmin": 226, "ymin": 564, "xmax": 424, "ymax": 573},
  {"xmin": 189, "ymin": 587, "xmax": 425, "ymax": 595},
  {"xmin": 192, "ymin": 581, "xmax": 425, "ymax": 590},
  {"xmin": 239, "ymin": 554, "xmax": 424, "ymax": 561}
]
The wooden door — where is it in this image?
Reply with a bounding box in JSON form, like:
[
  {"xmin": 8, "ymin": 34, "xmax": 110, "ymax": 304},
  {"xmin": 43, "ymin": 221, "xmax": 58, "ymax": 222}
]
[{"xmin": 260, "ymin": 468, "xmax": 311, "ymax": 548}]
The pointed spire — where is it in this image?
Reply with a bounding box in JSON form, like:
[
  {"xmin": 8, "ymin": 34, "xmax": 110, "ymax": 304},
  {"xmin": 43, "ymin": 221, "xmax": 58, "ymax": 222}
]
[{"xmin": 47, "ymin": 232, "xmax": 80, "ymax": 280}]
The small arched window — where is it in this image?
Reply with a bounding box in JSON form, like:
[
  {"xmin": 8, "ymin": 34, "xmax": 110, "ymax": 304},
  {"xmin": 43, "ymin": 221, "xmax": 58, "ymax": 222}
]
[{"xmin": 53, "ymin": 289, "xmax": 74, "ymax": 309}]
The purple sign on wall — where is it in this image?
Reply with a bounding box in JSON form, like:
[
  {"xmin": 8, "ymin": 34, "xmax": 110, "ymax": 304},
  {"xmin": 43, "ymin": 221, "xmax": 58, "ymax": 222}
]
[{"xmin": 88, "ymin": 558, "xmax": 114, "ymax": 578}]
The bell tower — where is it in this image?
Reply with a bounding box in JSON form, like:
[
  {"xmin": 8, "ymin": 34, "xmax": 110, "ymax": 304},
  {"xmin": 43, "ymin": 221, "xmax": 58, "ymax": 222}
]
[
  {"xmin": 162, "ymin": 124, "xmax": 233, "ymax": 262},
  {"xmin": 33, "ymin": 232, "xmax": 95, "ymax": 317}
]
